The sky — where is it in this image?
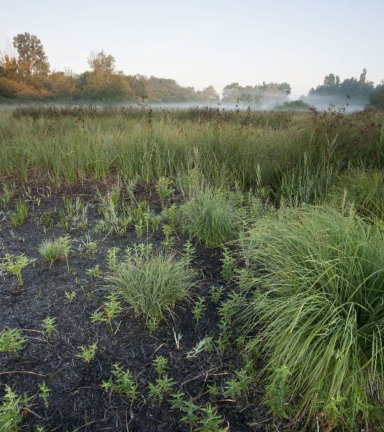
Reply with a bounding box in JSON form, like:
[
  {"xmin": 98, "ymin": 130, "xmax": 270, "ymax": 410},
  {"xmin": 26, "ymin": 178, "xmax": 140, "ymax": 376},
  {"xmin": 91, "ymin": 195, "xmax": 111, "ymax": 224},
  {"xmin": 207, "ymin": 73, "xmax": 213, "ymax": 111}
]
[{"xmin": 1, "ymin": 0, "xmax": 383, "ymax": 99}]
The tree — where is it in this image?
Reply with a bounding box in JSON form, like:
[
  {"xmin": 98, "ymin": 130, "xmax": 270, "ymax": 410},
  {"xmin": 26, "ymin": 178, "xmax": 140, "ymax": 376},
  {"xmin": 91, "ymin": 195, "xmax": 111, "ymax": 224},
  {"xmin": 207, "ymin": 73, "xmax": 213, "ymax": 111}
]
[{"xmin": 13, "ymin": 33, "xmax": 50, "ymax": 80}]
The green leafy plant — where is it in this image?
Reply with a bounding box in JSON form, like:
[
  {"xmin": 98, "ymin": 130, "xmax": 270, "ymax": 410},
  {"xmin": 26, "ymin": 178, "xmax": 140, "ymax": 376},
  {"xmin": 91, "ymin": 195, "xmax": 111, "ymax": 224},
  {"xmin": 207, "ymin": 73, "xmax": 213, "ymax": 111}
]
[
  {"xmin": 41, "ymin": 317, "xmax": 57, "ymax": 338},
  {"xmin": 107, "ymin": 247, "xmax": 120, "ymax": 273},
  {"xmin": 76, "ymin": 341, "xmax": 98, "ymax": 364},
  {"xmin": 0, "ymin": 386, "xmax": 31, "ymax": 432},
  {"xmin": 196, "ymin": 404, "xmax": 225, "ymax": 432},
  {"xmin": 0, "ymin": 327, "xmax": 26, "ymax": 355},
  {"xmin": 38, "ymin": 381, "xmax": 51, "ymax": 409},
  {"xmin": 106, "ymin": 249, "xmax": 195, "ymax": 328},
  {"xmin": 65, "ymin": 290, "xmax": 76, "ymax": 301},
  {"xmin": 220, "ymin": 247, "xmax": 236, "ymax": 283},
  {"xmin": 156, "ymin": 176, "xmax": 174, "ymax": 206},
  {"xmin": 152, "ymin": 355, "xmax": 169, "ymax": 376},
  {"xmin": 148, "ymin": 374, "xmax": 176, "ymax": 405},
  {"xmin": 101, "ymin": 363, "xmax": 138, "ymax": 403},
  {"xmin": 91, "ymin": 293, "xmax": 123, "ymax": 332},
  {"xmin": 87, "ymin": 264, "xmax": 101, "ymax": 278},
  {"xmin": 209, "ymin": 285, "xmax": 224, "ymax": 304},
  {"xmin": 186, "ymin": 337, "xmax": 213, "ymax": 358},
  {"xmin": 192, "ymin": 297, "xmax": 206, "ymax": 322},
  {"xmin": 1, "ymin": 254, "xmax": 33, "ymax": 286}
]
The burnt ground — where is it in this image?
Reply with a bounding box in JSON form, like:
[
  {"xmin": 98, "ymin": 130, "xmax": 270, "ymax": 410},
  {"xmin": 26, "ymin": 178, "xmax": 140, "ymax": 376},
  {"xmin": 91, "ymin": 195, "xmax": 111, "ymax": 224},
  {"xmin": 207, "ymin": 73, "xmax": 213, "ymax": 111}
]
[{"xmin": 0, "ymin": 180, "xmax": 272, "ymax": 431}]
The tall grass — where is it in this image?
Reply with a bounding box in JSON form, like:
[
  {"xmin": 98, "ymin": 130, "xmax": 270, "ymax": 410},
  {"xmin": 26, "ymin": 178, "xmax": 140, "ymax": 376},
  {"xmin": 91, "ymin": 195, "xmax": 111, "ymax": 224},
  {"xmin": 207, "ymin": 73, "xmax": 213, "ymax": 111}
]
[
  {"xmin": 0, "ymin": 108, "xmax": 383, "ymax": 197},
  {"xmin": 240, "ymin": 206, "xmax": 384, "ymax": 429}
]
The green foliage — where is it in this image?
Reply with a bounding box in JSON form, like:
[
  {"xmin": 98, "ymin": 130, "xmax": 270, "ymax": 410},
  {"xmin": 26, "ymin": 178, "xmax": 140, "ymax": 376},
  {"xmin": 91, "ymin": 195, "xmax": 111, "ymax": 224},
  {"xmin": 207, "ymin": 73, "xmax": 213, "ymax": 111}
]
[
  {"xmin": 181, "ymin": 189, "xmax": 242, "ymax": 247},
  {"xmin": 265, "ymin": 365, "xmax": 292, "ymax": 419},
  {"xmin": 39, "ymin": 235, "xmax": 71, "ymax": 271},
  {"xmin": 38, "ymin": 381, "xmax": 51, "ymax": 409},
  {"xmin": 76, "ymin": 341, "xmax": 98, "ymax": 364},
  {"xmin": 241, "ymin": 206, "xmax": 384, "ymax": 428},
  {"xmin": 91, "ymin": 293, "xmax": 123, "ymax": 332},
  {"xmin": 41, "ymin": 317, "xmax": 57, "ymax": 338},
  {"xmin": 152, "ymin": 355, "xmax": 169, "ymax": 376},
  {"xmin": 1, "ymin": 253, "xmax": 32, "ymax": 286},
  {"xmin": 192, "ymin": 297, "xmax": 206, "ymax": 322},
  {"xmin": 148, "ymin": 374, "xmax": 176, "ymax": 405},
  {"xmin": 107, "ymin": 249, "xmax": 195, "ymax": 328},
  {"xmin": 0, "ymin": 327, "xmax": 26, "ymax": 355},
  {"xmin": 0, "ymin": 386, "xmax": 31, "ymax": 432},
  {"xmin": 65, "ymin": 290, "xmax": 76, "ymax": 302},
  {"xmin": 101, "ymin": 363, "xmax": 138, "ymax": 403},
  {"xmin": 195, "ymin": 404, "xmax": 225, "ymax": 432},
  {"xmin": 0, "ymin": 182, "xmax": 15, "ymax": 207},
  {"xmin": 220, "ymin": 247, "xmax": 236, "ymax": 283},
  {"xmin": 156, "ymin": 176, "xmax": 174, "ymax": 206}
]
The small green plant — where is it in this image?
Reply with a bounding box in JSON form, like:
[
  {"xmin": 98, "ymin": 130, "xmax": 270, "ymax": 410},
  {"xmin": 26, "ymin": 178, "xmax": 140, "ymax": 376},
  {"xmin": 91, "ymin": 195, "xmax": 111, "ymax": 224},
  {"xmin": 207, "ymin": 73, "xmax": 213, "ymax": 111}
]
[
  {"xmin": 192, "ymin": 297, "xmax": 206, "ymax": 322},
  {"xmin": 265, "ymin": 365, "xmax": 292, "ymax": 419},
  {"xmin": 0, "ymin": 182, "xmax": 16, "ymax": 207},
  {"xmin": 65, "ymin": 291, "xmax": 76, "ymax": 302},
  {"xmin": 183, "ymin": 240, "xmax": 195, "ymax": 263},
  {"xmin": 91, "ymin": 293, "xmax": 122, "ymax": 332},
  {"xmin": 1, "ymin": 254, "xmax": 33, "ymax": 286},
  {"xmin": 40, "ymin": 212, "xmax": 53, "ymax": 228},
  {"xmin": 0, "ymin": 386, "xmax": 31, "ymax": 432},
  {"xmin": 38, "ymin": 381, "xmax": 51, "ymax": 409},
  {"xmin": 209, "ymin": 285, "xmax": 224, "ymax": 304},
  {"xmin": 156, "ymin": 176, "xmax": 174, "ymax": 206},
  {"xmin": 224, "ymin": 367, "xmax": 251, "ymax": 400},
  {"xmin": 186, "ymin": 337, "xmax": 213, "ymax": 358},
  {"xmin": 148, "ymin": 374, "xmax": 176, "ymax": 405},
  {"xmin": 101, "ymin": 363, "xmax": 138, "ymax": 403},
  {"xmin": 220, "ymin": 247, "xmax": 236, "ymax": 283},
  {"xmin": 41, "ymin": 317, "xmax": 57, "ymax": 338},
  {"xmin": 152, "ymin": 355, "xmax": 169, "ymax": 376},
  {"xmin": 87, "ymin": 264, "xmax": 101, "ymax": 278},
  {"xmin": 39, "ymin": 235, "xmax": 71, "ymax": 271},
  {"xmin": 196, "ymin": 404, "xmax": 225, "ymax": 431},
  {"xmin": 0, "ymin": 327, "xmax": 26, "ymax": 355},
  {"xmin": 179, "ymin": 399, "xmax": 199, "ymax": 429},
  {"xmin": 76, "ymin": 341, "xmax": 98, "ymax": 364},
  {"xmin": 107, "ymin": 247, "xmax": 120, "ymax": 273}
]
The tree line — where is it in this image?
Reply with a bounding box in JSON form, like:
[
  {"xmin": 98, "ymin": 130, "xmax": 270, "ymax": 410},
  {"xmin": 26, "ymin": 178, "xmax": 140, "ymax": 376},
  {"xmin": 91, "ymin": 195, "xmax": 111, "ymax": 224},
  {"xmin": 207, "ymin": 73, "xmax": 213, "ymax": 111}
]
[{"xmin": 1, "ymin": 33, "xmax": 383, "ymax": 108}]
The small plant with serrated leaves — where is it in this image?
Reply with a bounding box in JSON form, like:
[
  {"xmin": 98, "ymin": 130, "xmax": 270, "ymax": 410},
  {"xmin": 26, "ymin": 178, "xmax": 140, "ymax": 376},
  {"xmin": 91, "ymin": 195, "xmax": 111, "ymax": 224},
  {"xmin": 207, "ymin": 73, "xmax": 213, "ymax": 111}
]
[
  {"xmin": 265, "ymin": 365, "xmax": 292, "ymax": 419},
  {"xmin": 1, "ymin": 254, "xmax": 33, "ymax": 287},
  {"xmin": 148, "ymin": 374, "xmax": 177, "ymax": 405},
  {"xmin": 76, "ymin": 341, "xmax": 98, "ymax": 364},
  {"xmin": 101, "ymin": 363, "xmax": 138, "ymax": 403},
  {"xmin": 0, "ymin": 327, "xmax": 26, "ymax": 355},
  {"xmin": 65, "ymin": 291, "xmax": 76, "ymax": 302},
  {"xmin": 221, "ymin": 247, "xmax": 236, "ymax": 283},
  {"xmin": 156, "ymin": 176, "xmax": 174, "ymax": 207},
  {"xmin": 196, "ymin": 404, "xmax": 225, "ymax": 432},
  {"xmin": 87, "ymin": 264, "xmax": 101, "ymax": 278},
  {"xmin": 91, "ymin": 293, "xmax": 122, "ymax": 332},
  {"xmin": 107, "ymin": 247, "xmax": 120, "ymax": 273},
  {"xmin": 161, "ymin": 224, "xmax": 175, "ymax": 251},
  {"xmin": 209, "ymin": 285, "xmax": 224, "ymax": 304},
  {"xmin": 192, "ymin": 297, "xmax": 206, "ymax": 322},
  {"xmin": 0, "ymin": 386, "xmax": 31, "ymax": 432},
  {"xmin": 152, "ymin": 355, "xmax": 169, "ymax": 376},
  {"xmin": 183, "ymin": 240, "xmax": 195, "ymax": 264},
  {"xmin": 179, "ymin": 399, "xmax": 199, "ymax": 429},
  {"xmin": 38, "ymin": 381, "xmax": 51, "ymax": 409},
  {"xmin": 42, "ymin": 317, "xmax": 57, "ymax": 338}
]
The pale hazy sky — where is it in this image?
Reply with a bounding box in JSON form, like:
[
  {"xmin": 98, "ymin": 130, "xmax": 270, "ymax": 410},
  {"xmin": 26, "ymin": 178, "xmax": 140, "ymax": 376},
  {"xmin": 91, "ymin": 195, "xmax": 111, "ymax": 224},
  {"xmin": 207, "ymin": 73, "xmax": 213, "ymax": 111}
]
[{"xmin": 1, "ymin": 0, "xmax": 383, "ymax": 99}]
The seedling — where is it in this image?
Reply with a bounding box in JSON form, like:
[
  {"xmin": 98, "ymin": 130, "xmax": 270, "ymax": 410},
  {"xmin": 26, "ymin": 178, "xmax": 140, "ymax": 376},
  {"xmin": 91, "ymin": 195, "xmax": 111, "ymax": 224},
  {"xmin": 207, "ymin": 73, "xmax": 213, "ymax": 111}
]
[
  {"xmin": 152, "ymin": 355, "xmax": 169, "ymax": 376},
  {"xmin": 196, "ymin": 404, "xmax": 225, "ymax": 431},
  {"xmin": 156, "ymin": 176, "xmax": 174, "ymax": 206},
  {"xmin": 186, "ymin": 337, "xmax": 213, "ymax": 358},
  {"xmin": 38, "ymin": 381, "xmax": 51, "ymax": 409},
  {"xmin": 0, "ymin": 386, "xmax": 31, "ymax": 432},
  {"xmin": 192, "ymin": 297, "xmax": 206, "ymax": 322},
  {"xmin": 221, "ymin": 247, "xmax": 236, "ymax": 283},
  {"xmin": 209, "ymin": 285, "xmax": 224, "ymax": 304},
  {"xmin": 65, "ymin": 291, "xmax": 76, "ymax": 302},
  {"xmin": 41, "ymin": 317, "xmax": 57, "ymax": 338},
  {"xmin": 87, "ymin": 264, "xmax": 101, "ymax": 278},
  {"xmin": 183, "ymin": 240, "xmax": 195, "ymax": 263},
  {"xmin": 148, "ymin": 374, "xmax": 176, "ymax": 405},
  {"xmin": 91, "ymin": 293, "xmax": 122, "ymax": 332},
  {"xmin": 107, "ymin": 247, "xmax": 120, "ymax": 273},
  {"xmin": 0, "ymin": 327, "xmax": 26, "ymax": 355},
  {"xmin": 101, "ymin": 363, "xmax": 138, "ymax": 403},
  {"xmin": 1, "ymin": 254, "xmax": 33, "ymax": 286},
  {"xmin": 76, "ymin": 341, "xmax": 98, "ymax": 364}
]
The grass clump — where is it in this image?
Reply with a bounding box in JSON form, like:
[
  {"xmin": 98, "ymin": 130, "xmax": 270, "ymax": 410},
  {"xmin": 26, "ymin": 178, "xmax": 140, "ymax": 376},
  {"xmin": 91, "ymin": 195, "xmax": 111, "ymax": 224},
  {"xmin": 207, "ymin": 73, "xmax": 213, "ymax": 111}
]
[
  {"xmin": 38, "ymin": 235, "xmax": 71, "ymax": 271},
  {"xmin": 107, "ymin": 246, "xmax": 195, "ymax": 329},
  {"xmin": 241, "ymin": 206, "xmax": 384, "ymax": 429},
  {"xmin": 181, "ymin": 189, "xmax": 242, "ymax": 247}
]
